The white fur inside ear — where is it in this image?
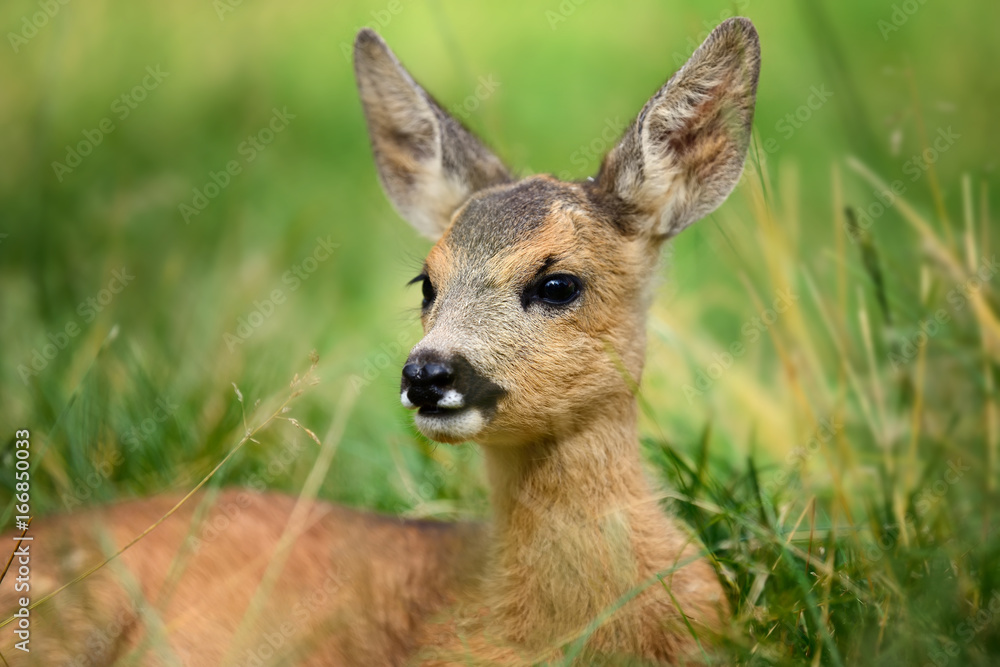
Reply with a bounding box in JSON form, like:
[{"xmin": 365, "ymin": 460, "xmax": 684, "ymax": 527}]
[
  {"xmin": 653, "ymin": 178, "xmax": 692, "ymax": 236},
  {"xmin": 404, "ymin": 168, "xmax": 472, "ymax": 241},
  {"xmin": 355, "ymin": 29, "xmax": 511, "ymax": 242},
  {"xmin": 597, "ymin": 18, "xmax": 759, "ymax": 240}
]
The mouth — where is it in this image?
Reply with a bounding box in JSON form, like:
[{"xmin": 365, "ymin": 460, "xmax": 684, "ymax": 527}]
[
  {"xmin": 399, "ymin": 357, "xmax": 505, "ymax": 443},
  {"xmin": 417, "ymin": 405, "xmax": 465, "ymax": 417},
  {"xmin": 411, "ymin": 404, "xmax": 486, "ymax": 443}
]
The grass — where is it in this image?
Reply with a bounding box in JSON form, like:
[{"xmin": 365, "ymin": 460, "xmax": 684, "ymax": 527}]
[
  {"xmin": 1, "ymin": 0, "xmax": 999, "ymax": 664},
  {"xmin": 632, "ymin": 137, "xmax": 999, "ymax": 664}
]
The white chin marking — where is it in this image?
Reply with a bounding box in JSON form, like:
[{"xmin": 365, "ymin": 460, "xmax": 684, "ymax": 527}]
[
  {"xmin": 437, "ymin": 389, "xmax": 465, "ymax": 409},
  {"xmin": 400, "ymin": 391, "xmax": 415, "ymax": 409},
  {"xmin": 414, "ymin": 408, "xmax": 485, "ymax": 442}
]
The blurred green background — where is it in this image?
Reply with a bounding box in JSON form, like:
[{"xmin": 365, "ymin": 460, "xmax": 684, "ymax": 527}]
[{"xmin": 2, "ymin": 0, "xmax": 999, "ymax": 663}]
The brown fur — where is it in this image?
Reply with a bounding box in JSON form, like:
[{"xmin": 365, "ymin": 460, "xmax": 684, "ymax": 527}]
[
  {"xmin": 0, "ymin": 492, "xmax": 483, "ymax": 664},
  {"xmin": 0, "ymin": 18, "xmax": 760, "ymax": 665}
]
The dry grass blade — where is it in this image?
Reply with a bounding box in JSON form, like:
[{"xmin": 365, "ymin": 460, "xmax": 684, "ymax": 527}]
[
  {"xmin": 847, "ymin": 157, "xmax": 1000, "ymax": 357},
  {"xmin": 0, "ymin": 361, "xmax": 321, "ymax": 631},
  {"xmin": 0, "ymin": 520, "xmax": 31, "ymax": 592},
  {"xmin": 219, "ymin": 381, "xmax": 357, "ymax": 664}
]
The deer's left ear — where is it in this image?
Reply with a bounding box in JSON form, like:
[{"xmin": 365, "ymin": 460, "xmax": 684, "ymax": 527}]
[
  {"xmin": 591, "ymin": 17, "xmax": 761, "ymax": 239},
  {"xmin": 354, "ymin": 29, "xmax": 512, "ymax": 241}
]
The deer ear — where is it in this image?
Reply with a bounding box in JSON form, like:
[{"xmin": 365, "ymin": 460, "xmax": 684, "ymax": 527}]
[
  {"xmin": 353, "ymin": 29, "xmax": 512, "ymax": 241},
  {"xmin": 591, "ymin": 17, "xmax": 760, "ymax": 240}
]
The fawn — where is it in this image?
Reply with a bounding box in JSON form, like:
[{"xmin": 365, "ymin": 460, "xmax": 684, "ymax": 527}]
[{"xmin": 1, "ymin": 17, "xmax": 760, "ymax": 665}]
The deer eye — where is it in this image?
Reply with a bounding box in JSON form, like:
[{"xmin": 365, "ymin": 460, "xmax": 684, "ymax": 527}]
[
  {"xmin": 409, "ymin": 274, "xmax": 436, "ymax": 309},
  {"xmin": 421, "ymin": 278, "xmax": 436, "ymax": 308},
  {"xmin": 533, "ymin": 274, "xmax": 582, "ymax": 306}
]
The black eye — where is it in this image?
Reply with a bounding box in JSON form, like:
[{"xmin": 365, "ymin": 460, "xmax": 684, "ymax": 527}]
[
  {"xmin": 420, "ymin": 277, "xmax": 436, "ymax": 309},
  {"xmin": 409, "ymin": 274, "xmax": 436, "ymax": 310},
  {"xmin": 535, "ymin": 274, "xmax": 581, "ymax": 306}
]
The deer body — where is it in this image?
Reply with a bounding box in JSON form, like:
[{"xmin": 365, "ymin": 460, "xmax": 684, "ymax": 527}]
[
  {"xmin": 1, "ymin": 17, "xmax": 760, "ymax": 665},
  {"xmin": 1, "ymin": 491, "xmax": 481, "ymax": 664}
]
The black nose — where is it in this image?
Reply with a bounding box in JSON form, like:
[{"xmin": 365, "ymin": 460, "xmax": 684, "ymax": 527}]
[
  {"xmin": 402, "ymin": 358, "xmax": 455, "ymax": 409},
  {"xmin": 402, "ymin": 361, "xmax": 454, "ymax": 387}
]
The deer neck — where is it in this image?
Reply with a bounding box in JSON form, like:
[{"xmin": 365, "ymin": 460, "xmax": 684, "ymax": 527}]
[{"xmin": 477, "ymin": 394, "xmax": 672, "ymax": 645}]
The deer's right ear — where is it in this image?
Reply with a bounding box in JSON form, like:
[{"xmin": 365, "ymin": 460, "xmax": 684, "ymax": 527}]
[
  {"xmin": 353, "ymin": 29, "xmax": 511, "ymax": 241},
  {"xmin": 591, "ymin": 17, "xmax": 761, "ymax": 241}
]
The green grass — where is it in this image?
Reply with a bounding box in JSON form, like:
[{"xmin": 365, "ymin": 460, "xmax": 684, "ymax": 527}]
[{"xmin": 2, "ymin": 0, "xmax": 999, "ymax": 664}]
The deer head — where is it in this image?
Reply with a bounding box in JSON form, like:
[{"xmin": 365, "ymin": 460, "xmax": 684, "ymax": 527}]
[{"xmin": 354, "ymin": 19, "xmax": 760, "ymax": 447}]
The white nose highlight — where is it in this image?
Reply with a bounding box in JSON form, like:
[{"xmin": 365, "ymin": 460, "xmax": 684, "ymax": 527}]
[
  {"xmin": 400, "ymin": 391, "xmax": 415, "ymax": 409},
  {"xmin": 437, "ymin": 389, "xmax": 465, "ymax": 409}
]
